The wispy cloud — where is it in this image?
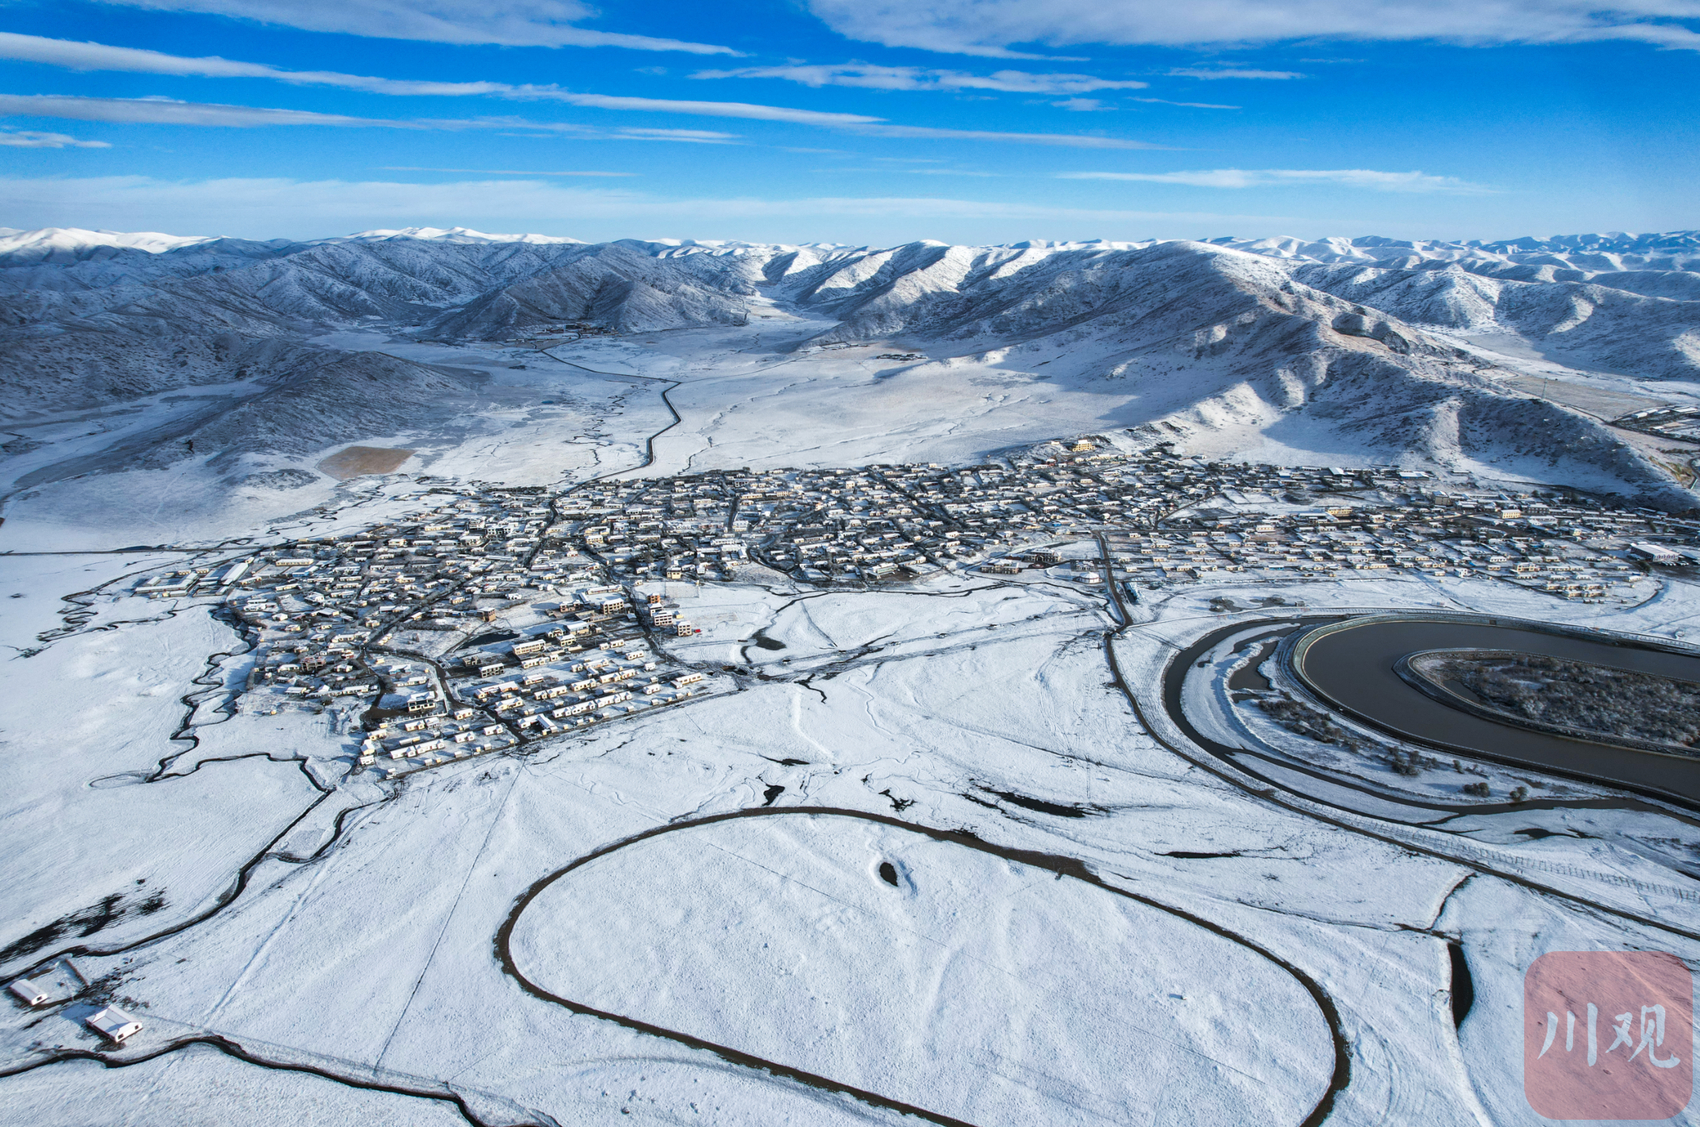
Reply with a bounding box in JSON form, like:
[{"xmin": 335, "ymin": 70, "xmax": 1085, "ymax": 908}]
[
  {"xmin": 531, "ymin": 92, "xmax": 876, "ymax": 125},
  {"xmin": 1052, "ymin": 94, "xmax": 1253, "ymax": 112},
  {"xmin": 382, "ymin": 166, "xmax": 636, "ymax": 176},
  {"xmin": 0, "ymin": 94, "xmax": 745, "ymax": 141},
  {"xmin": 0, "ymin": 31, "xmax": 498, "ymax": 92},
  {"xmin": 0, "ymin": 34, "xmax": 1176, "ymax": 147},
  {"xmin": 0, "ymin": 174, "xmax": 1306, "ymax": 242},
  {"xmin": 1130, "ymin": 97, "xmax": 1241, "ymax": 109},
  {"xmin": 602, "ymin": 127, "xmax": 740, "ymax": 143},
  {"xmin": 86, "ymin": 0, "xmax": 737, "ymax": 53},
  {"xmin": 1167, "ymin": 67, "xmax": 1306, "ymax": 80},
  {"xmin": 691, "ymin": 63, "xmax": 1148, "ymax": 94},
  {"xmin": 803, "ymin": 0, "xmax": 1700, "ymax": 54},
  {"xmin": 1059, "ymin": 168, "xmax": 1491, "ymax": 192},
  {"xmin": 0, "ymin": 93, "xmax": 393, "ymax": 128},
  {"xmin": 0, "ymin": 128, "xmax": 110, "ymax": 147},
  {"xmin": 0, "ymin": 33, "xmax": 875, "ymax": 126},
  {"xmin": 856, "ymin": 124, "xmax": 1164, "ymax": 148}
]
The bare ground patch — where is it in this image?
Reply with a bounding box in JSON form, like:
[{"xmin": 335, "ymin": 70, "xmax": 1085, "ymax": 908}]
[{"xmin": 316, "ymin": 446, "xmax": 414, "ymax": 479}]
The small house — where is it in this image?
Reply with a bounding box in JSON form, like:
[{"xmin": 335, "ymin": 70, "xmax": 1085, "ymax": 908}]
[
  {"xmin": 8, "ymin": 978, "xmax": 48, "ymax": 1006},
  {"xmin": 86, "ymin": 1006, "xmax": 143, "ymax": 1043}
]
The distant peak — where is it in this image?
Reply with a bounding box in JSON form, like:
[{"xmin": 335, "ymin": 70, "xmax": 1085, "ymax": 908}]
[
  {"xmin": 0, "ymin": 226, "xmax": 216, "ymax": 261},
  {"xmin": 325, "ymin": 226, "xmax": 584, "ymax": 245}
]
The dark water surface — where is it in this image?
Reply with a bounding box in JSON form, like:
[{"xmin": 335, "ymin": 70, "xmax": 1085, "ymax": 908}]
[{"xmin": 1291, "ymin": 616, "xmax": 1700, "ymax": 805}]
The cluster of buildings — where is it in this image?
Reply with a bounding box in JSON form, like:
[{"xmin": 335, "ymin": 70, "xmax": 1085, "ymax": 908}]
[
  {"xmin": 8, "ymin": 975, "xmax": 142, "ymax": 1045},
  {"xmin": 1615, "ymin": 405, "xmax": 1700, "ymax": 443},
  {"xmin": 520, "ymin": 321, "xmax": 616, "ymax": 343},
  {"xmin": 133, "ymin": 438, "xmax": 1700, "ymax": 777},
  {"xmin": 544, "ymin": 439, "xmax": 1696, "ymax": 602},
  {"xmin": 172, "ymin": 488, "xmax": 716, "ymax": 777}
]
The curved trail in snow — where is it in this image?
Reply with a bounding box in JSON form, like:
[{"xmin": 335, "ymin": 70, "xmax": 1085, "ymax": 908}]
[
  {"xmin": 1107, "ymin": 618, "xmax": 1700, "ymax": 945},
  {"xmin": 540, "ymin": 353, "xmax": 682, "ymax": 480},
  {"xmin": 0, "ymin": 1033, "xmax": 551, "ymax": 1127},
  {"xmin": 1, "ymin": 344, "xmax": 697, "ymax": 981},
  {"xmin": 495, "ymin": 805, "xmax": 1349, "ymax": 1127}
]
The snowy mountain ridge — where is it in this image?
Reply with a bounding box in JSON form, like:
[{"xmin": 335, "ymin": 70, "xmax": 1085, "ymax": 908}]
[
  {"xmin": 0, "ymin": 226, "xmax": 222, "ymax": 264},
  {"xmin": 8, "ymin": 224, "xmax": 1695, "ymax": 268},
  {"xmin": 321, "ymin": 226, "xmax": 587, "ymax": 247},
  {"xmin": 4, "ymin": 226, "xmax": 1699, "ymax": 511}
]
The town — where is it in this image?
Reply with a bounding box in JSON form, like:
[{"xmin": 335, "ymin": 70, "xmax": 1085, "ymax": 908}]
[{"xmin": 134, "ymin": 437, "xmax": 1700, "ymax": 777}]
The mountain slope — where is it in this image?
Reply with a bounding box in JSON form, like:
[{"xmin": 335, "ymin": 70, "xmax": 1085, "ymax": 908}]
[
  {"xmin": 782, "ymin": 240, "xmax": 1690, "ymax": 505},
  {"xmin": 4, "ymin": 226, "xmax": 1697, "ymax": 509},
  {"xmin": 426, "ymin": 241, "xmax": 770, "ymax": 338},
  {"xmin": 6, "ymin": 343, "xmax": 487, "ymax": 494}
]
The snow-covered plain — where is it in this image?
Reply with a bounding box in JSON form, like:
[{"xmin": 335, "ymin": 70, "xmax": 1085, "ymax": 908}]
[
  {"xmin": 4, "ymin": 227, "xmax": 1700, "ymax": 1126},
  {"xmin": 508, "ymin": 814, "xmax": 1334, "ymax": 1127}
]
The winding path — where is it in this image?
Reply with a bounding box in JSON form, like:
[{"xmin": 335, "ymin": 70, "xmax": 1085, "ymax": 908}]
[
  {"xmin": 495, "ymin": 805, "xmax": 1349, "ymax": 1127},
  {"xmin": 1115, "ymin": 617, "xmax": 1700, "ymax": 944}
]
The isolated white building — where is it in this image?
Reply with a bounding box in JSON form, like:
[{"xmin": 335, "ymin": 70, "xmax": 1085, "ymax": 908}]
[
  {"xmin": 86, "ymin": 1005, "xmax": 142, "ymax": 1043},
  {"xmin": 8, "ymin": 978, "xmax": 47, "ymax": 1006}
]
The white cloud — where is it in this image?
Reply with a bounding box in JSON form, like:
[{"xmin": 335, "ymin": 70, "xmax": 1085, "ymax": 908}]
[
  {"xmin": 603, "ymin": 127, "xmax": 741, "ymax": 143},
  {"xmin": 381, "ymin": 166, "xmax": 635, "ymax": 175},
  {"xmin": 854, "ymin": 124, "xmax": 1163, "ymax": 148},
  {"xmin": 408, "ymin": 120, "xmax": 743, "ymax": 142},
  {"xmin": 0, "ymin": 174, "xmax": 1307, "ymax": 243},
  {"xmin": 88, "ymin": 0, "xmax": 737, "ymax": 52},
  {"xmin": 0, "ymin": 128, "xmax": 111, "ymax": 147},
  {"xmin": 0, "ymin": 33, "xmax": 877, "ymax": 125},
  {"xmin": 0, "ymin": 94, "xmax": 746, "ymax": 141},
  {"xmin": 1059, "ymin": 168, "xmax": 1492, "ymax": 192},
  {"xmin": 692, "ymin": 63, "xmax": 1148, "ymax": 93},
  {"xmin": 1168, "ymin": 67, "xmax": 1306, "ymax": 80},
  {"xmin": 0, "ymin": 68, "xmax": 1165, "ymax": 150},
  {"xmin": 1130, "ymin": 97, "xmax": 1241, "ymax": 109},
  {"xmin": 1053, "ymin": 98, "xmax": 1108, "ymax": 111},
  {"xmin": 0, "ymin": 34, "xmax": 1177, "ymax": 143},
  {"xmin": 0, "ymin": 94, "xmax": 395, "ymax": 128},
  {"xmin": 0, "ymin": 31, "xmax": 505, "ymax": 94},
  {"xmin": 804, "ymin": 0, "xmax": 1700, "ymax": 54},
  {"xmin": 528, "ymin": 92, "xmax": 877, "ymax": 125}
]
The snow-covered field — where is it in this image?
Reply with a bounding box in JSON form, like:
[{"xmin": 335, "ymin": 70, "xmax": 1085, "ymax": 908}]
[
  {"xmin": 4, "ymin": 227, "xmax": 1700, "ymax": 1126},
  {"xmin": 10, "ymin": 553, "xmax": 1696, "ymax": 1125}
]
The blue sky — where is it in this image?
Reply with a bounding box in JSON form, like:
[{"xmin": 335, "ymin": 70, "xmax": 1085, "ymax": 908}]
[{"xmin": 0, "ymin": 0, "xmax": 1696, "ymax": 243}]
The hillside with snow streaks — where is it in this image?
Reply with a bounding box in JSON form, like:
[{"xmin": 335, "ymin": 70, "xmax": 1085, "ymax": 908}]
[
  {"xmin": 772, "ymin": 240, "xmax": 1692, "ymax": 505},
  {"xmin": 3, "ymin": 226, "xmax": 1699, "ymax": 509}
]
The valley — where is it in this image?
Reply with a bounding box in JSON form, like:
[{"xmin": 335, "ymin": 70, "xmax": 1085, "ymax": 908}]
[{"xmin": 3, "ymin": 226, "xmax": 1700, "ymax": 1127}]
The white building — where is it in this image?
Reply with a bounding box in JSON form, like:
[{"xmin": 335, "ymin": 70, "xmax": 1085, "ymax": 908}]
[
  {"xmin": 86, "ymin": 1006, "xmax": 143, "ymax": 1043},
  {"xmin": 1630, "ymin": 541, "xmax": 1680, "ymax": 563},
  {"xmin": 8, "ymin": 978, "xmax": 47, "ymax": 1006}
]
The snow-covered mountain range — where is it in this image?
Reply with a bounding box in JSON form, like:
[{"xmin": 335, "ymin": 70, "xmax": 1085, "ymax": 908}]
[{"xmin": 4, "ymin": 225, "xmax": 1698, "ymax": 507}]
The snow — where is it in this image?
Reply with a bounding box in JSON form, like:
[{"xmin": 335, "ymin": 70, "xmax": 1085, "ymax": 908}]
[
  {"xmin": 508, "ymin": 813, "xmax": 1334, "ymax": 1126},
  {"xmin": 0, "ymin": 581, "xmax": 328, "ymax": 963},
  {"xmin": 0, "ymin": 1047, "xmax": 472, "ymax": 1126},
  {"xmin": 0, "ymin": 226, "xmax": 216, "ymax": 262},
  {"xmin": 5, "ymin": 225, "xmax": 1700, "ymax": 1125},
  {"xmin": 5, "ymin": 554, "xmax": 1699, "ymax": 1124},
  {"xmin": 1445, "ymin": 876, "xmax": 1700, "ymax": 1127},
  {"xmin": 323, "ymin": 227, "xmax": 584, "ymax": 246},
  {"xmin": 5, "ymin": 228, "xmax": 1697, "ymax": 506}
]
